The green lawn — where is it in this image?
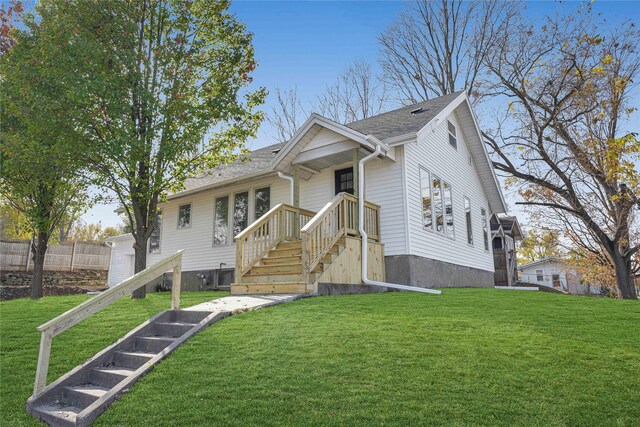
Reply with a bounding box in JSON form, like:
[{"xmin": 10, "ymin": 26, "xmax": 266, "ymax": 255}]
[{"xmin": 2, "ymin": 289, "xmax": 639, "ymax": 426}]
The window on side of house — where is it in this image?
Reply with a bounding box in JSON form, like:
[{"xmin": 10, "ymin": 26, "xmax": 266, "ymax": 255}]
[
  {"xmin": 177, "ymin": 204, "xmax": 191, "ymax": 228},
  {"xmin": 536, "ymin": 270, "xmax": 544, "ymax": 282},
  {"xmin": 420, "ymin": 167, "xmax": 433, "ymax": 231},
  {"xmin": 448, "ymin": 120, "xmax": 457, "ymax": 149},
  {"xmin": 233, "ymin": 191, "xmax": 249, "ymax": 236},
  {"xmin": 481, "ymin": 208, "xmax": 489, "ymax": 251},
  {"xmin": 432, "ymin": 175, "xmax": 444, "ymax": 234},
  {"xmin": 464, "ymin": 197, "xmax": 473, "ymax": 245},
  {"xmin": 254, "ymin": 187, "xmax": 271, "ymax": 220},
  {"xmin": 443, "ymin": 181, "xmax": 454, "ymax": 239},
  {"xmin": 149, "ymin": 211, "xmax": 162, "ymax": 253},
  {"xmin": 213, "ymin": 196, "xmax": 229, "ymax": 245}
]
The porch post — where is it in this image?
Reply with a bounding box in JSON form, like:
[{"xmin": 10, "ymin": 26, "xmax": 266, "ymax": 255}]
[
  {"xmin": 293, "ymin": 164, "xmax": 301, "ymax": 237},
  {"xmin": 352, "ymin": 148, "xmax": 360, "ymax": 231}
]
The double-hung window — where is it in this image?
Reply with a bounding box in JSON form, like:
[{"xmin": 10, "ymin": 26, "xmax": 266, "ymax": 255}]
[
  {"xmin": 178, "ymin": 204, "xmax": 191, "ymax": 228},
  {"xmin": 420, "ymin": 168, "xmax": 433, "ymax": 230},
  {"xmin": 254, "ymin": 187, "xmax": 271, "ymax": 220},
  {"xmin": 448, "ymin": 120, "xmax": 457, "ymax": 149},
  {"xmin": 481, "ymin": 208, "xmax": 489, "ymax": 251},
  {"xmin": 213, "ymin": 196, "xmax": 229, "ymax": 245},
  {"xmin": 464, "ymin": 197, "xmax": 473, "ymax": 245},
  {"xmin": 443, "ymin": 181, "xmax": 454, "ymax": 239},
  {"xmin": 421, "ymin": 168, "xmax": 455, "ymax": 239},
  {"xmin": 233, "ymin": 191, "xmax": 249, "ymax": 236},
  {"xmin": 149, "ymin": 211, "xmax": 162, "ymax": 253}
]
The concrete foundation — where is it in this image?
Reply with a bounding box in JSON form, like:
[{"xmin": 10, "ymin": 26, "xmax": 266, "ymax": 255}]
[
  {"xmin": 385, "ymin": 255, "xmax": 494, "ymax": 288},
  {"xmin": 144, "ymin": 269, "xmax": 234, "ymax": 292},
  {"xmin": 317, "ymin": 283, "xmax": 394, "ymax": 296}
]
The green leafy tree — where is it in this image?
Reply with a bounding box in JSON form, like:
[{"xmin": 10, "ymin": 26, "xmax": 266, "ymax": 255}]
[
  {"xmin": 0, "ymin": 11, "xmax": 89, "ymax": 298},
  {"xmin": 37, "ymin": 0, "xmax": 265, "ymax": 298}
]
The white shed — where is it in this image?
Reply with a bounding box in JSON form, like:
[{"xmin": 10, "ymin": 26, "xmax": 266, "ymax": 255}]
[
  {"xmin": 104, "ymin": 234, "xmax": 135, "ymax": 287},
  {"xmin": 518, "ymin": 257, "xmax": 591, "ymax": 294}
]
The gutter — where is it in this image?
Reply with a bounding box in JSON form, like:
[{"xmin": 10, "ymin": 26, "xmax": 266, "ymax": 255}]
[
  {"xmin": 277, "ymin": 172, "xmax": 294, "ymax": 205},
  {"xmin": 358, "ymin": 141, "xmax": 442, "ymax": 295}
]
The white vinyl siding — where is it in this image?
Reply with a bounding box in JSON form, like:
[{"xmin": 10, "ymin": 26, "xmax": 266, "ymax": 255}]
[
  {"xmin": 147, "ymin": 176, "xmax": 290, "ymax": 271},
  {"xmin": 404, "ymin": 110, "xmax": 495, "ymax": 272}
]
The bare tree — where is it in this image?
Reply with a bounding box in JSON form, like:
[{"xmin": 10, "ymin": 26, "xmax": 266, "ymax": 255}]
[
  {"xmin": 267, "ymin": 87, "xmax": 308, "ymax": 142},
  {"xmin": 483, "ymin": 7, "xmax": 640, "ymax": 299},
  {"xmin": 316, "ymin": 61, "xmax": 388, "ymax": 123},
  {"xmin": 379, "ymin": 0, "xmax": 520, "ymax": 104}
]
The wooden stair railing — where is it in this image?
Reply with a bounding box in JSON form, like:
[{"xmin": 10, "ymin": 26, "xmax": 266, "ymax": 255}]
[
  {"xmin": 234, "ymin": 204, "xmax": 315, "ymax": 283},
  {"xmin": 300, "ymin": 192, "xmax": 380, "ymax": 280},
  {"xmin": 32, "ymin": 250, "xmax": 184, "ymax": 397}
]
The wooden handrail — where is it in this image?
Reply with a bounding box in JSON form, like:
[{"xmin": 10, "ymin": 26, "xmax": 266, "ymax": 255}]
[
  {"xmin": 32, "ymin": 250, "xmax": 183, "ymax": 397},
  {"xmin": 235, "ymin": 204, "xmax": 315, "ymax": 282}
]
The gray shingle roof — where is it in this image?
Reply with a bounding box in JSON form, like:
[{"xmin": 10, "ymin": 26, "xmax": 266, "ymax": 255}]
[
  {"xmin": 345, "ymin": 91, "xmax": 464, "ymax": 140},
  {"xmin": 179, "ymin": 142, "xmax": 284, "ymax": 194},
  {"xmin": 177, "ymin": 91, "xmax": 465, "ymax": 195}
]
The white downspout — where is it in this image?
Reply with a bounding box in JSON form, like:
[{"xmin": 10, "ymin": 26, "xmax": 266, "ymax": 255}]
[
  {"xmin": 358, "ymin": 143, "xmax": 442, "ymax": 295},
  {"xmin": 277, "ymin": 172, "xmax": 294, "ymax": 205}
]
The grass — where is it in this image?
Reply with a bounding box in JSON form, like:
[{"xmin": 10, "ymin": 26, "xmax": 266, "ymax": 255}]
[
  {"xmin": 1, "ymin": 289, "xmax": 639, "ymax": 426},
  {"xmin": 0, "ymin": 291, "xmax": 226, "ymax": 426}
]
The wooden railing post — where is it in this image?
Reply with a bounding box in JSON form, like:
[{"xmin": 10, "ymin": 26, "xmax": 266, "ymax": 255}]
[
  {"xmin": 300, "ymin": 230, "xmax": 310, "ymax": 284},
  {"xmin": 172, "ymin": 261, "xmax": 182, "ymax": 311},
  {"xmin": 235, "ymin": 241, "xmax": 243, "ymax": 285},
  {"xmin": 33, "ymin": 329, "xmax": 53, "ymax": 396}
]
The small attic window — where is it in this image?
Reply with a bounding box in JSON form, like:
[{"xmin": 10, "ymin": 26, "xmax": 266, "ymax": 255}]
[
  {"xmin": 272, "ymin": 148, "xmax": 281, "ymax": 154},
  {"xmin": 447, "ymin": 120, "xmax": 457, "ymax": 150},
  {"xmin": 411, "ymin": 107, "xmax": 424, "ymax": 115}
]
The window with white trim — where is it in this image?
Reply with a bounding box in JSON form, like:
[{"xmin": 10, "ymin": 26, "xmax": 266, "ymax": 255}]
[
  {"xmin": 149, "ymin": 211, "xmax": 162, "ymax": 253},
  {"xmin": 213, "ymin": 196, "xmax": 229, "ymax": 245},
  {"xmin": 432, "ymin": 175, "xmax": 444, "ymax": 234},
  {"xmin": 464, "ymin": 197, "xmax": 473, "ymax": 245},
  {"xmin": 254, "ymin": 187, "xmax": 271, "ymax": 220},
  {"xmin": 536, "ymin": 270, "xmax": 544, "ymax": 282},
  {"xmin": 481, "ymin": 208, "xmax": 489, "ymax": 251},
  {"xmin": 420, "ymin": 167, "xmax": 433, "ymax": 231},
  {"xmin": 448, "ymin": 120, "xmax": 457, "ymax": 149},
  {"xmin": 233, "ymin": 191, "xmax": 249, "ymax": 236},
  {"xmin": 443, "ymin": 181, "xmax": 454, "ymax": 239},
  {"xmin": 177, "ymin": 204, "xmax": 191, "ymax": 228}
]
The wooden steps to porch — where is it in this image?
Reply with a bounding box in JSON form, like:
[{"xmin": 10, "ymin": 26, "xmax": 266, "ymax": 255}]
[{"xmin": 230, "ymin": 238, "xmax": 345, "ymax": 295}]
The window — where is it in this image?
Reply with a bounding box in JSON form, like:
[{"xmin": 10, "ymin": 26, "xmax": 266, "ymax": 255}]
[
  {"xmin": 443, "ymin": 181, "xmax": 454, "ymax": 239},
  {"xmin": 148, "ymin": 211, "xmax": 162, "ymax": 253},
  {"xmin": 448, "ymin": 120, "xmax": 457, "ymax": 149},
  {"xmin": 420, "ymin": 168, "xmax": 433, "ymax": 230},
  {"xmin": 481, "ymin": 208, "xmax": 489, "ymax": 251},
  {"xmin": 432, "ymin": 176, "xmax": 444, "ymax": 233},
  {"xmin": 335, "ymin": 168, "xmax": 354, "ymax": 195},
  {"xmin": 178, "ymin": 204, "xmax": 191, "ymax": 228},
  {"xmin": 233, "ymin": 191, "xmax": 249, "ymax": 236},
  {"xmin": 213, "ymin": 196, "xmax": 229, "ymax": 245},
  {"xmin": 254, "ymin": 187, "xmax": 271, "ymax": 220},
  {"xmin": 536, "ymin": 270, "xmax": 544, "ymax": 282},
  {"xmin": 464, "ymin": 197, "xmax": 473, "ymax": 245}
]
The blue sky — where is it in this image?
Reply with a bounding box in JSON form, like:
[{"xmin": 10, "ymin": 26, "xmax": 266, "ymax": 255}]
[{"xmin": 75, "ymin": 0, "xmax": 640, "ymax": 228}]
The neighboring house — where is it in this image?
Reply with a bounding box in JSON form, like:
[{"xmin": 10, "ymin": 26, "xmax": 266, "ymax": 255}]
[
  {"xmin": 104, "ymin": 234, "xmax": 135, "ymax": 287},
  {"xmin": 518, "ymin": 257, "xmax": 591, "ymax": 294},
  {"xmin": 491, "ymin": 216, "xmax": 523, "ymax": 287},
  {"xmin": 107, "ymin": 91, "xmax": 509, "ymax": 294}
]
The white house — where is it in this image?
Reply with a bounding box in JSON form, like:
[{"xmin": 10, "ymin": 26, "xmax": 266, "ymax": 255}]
[
  {"xmin": 107, "ymin": 91, "xmax": 509, "ymax": 294},
  {"xmin": 518, "ymin": 257, "xmax": 591, "ymax": 294}
]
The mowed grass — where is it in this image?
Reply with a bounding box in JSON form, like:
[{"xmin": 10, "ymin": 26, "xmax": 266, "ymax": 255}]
[
  {"xmin": 1, "ymin": 289, "xmax": 639, "ymax": 426},
  {"xmin": 0, "ymin": 291, "xmax": 226, "ymax": 426}
]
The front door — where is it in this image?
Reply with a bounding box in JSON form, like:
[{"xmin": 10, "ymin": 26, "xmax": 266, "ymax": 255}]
[{"xmin": 335, "ymin": 167, "xmax": 354, "ymax": 195}]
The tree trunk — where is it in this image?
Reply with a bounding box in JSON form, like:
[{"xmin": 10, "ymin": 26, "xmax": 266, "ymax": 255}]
[
  {"xmin": 30, "ymin": 232, "xmax": 49, "ymax": 300},
  {"xmin": 612, "ymin": 250, "xmax": 637, "ymax": 300},
  {"xmin": 131, "ymin": 234, "xmax": 148, "ymax": 299}
]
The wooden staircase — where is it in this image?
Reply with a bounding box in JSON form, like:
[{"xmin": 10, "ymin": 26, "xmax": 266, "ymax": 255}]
[
  {"xmin": 230, "ymin": 238, "xmax": 345, "ymax": 295},
  {"xmin": 231, "ymin": 194, "xmax": 380, "ymax": 295}
]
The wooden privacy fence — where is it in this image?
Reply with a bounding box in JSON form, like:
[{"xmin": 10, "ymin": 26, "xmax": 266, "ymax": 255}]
[{"xmin": 0, "ymin": 239, "xmax": 111, "ymax": 271}]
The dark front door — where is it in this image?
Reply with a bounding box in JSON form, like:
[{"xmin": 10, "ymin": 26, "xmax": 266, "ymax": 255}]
[{"xmin": 335, "ymin": 167, "xmax": 354, "ymax": 195}]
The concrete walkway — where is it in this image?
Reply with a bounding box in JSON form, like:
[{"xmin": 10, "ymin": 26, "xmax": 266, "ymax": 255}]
[{"xmin": 184, "ymin": 293, "xmax": 305, "ymax": 314}]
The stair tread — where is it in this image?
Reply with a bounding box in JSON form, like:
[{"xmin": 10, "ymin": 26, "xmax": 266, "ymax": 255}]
[
  {"xmin": 244, "ymin": 271, "xmax": 302, "ymax": 277},
  {"xmin": 92, "ymin": 367, "xmax": 135, "ymax": 376},
  {"xmin": 36, "ymin": 403, "xmax": 81, "ymax": 418},
  {"xmin": 64, "ymin": 384, "xmax": 110, "ymax": 397},
  {"xmin": 254, "ymin": 262, "xmax": 301, "ymax": 267},
  {"xmin": 114, "ymin": 350, "xmax": 156, "ymax": 358},
  {"xmin": 154, "ymin": 321, "xmax": 197, "ymax": 327},
  {"xmin": 138, "ymin": 335, "xmax": 176, "ymax": 341}
]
